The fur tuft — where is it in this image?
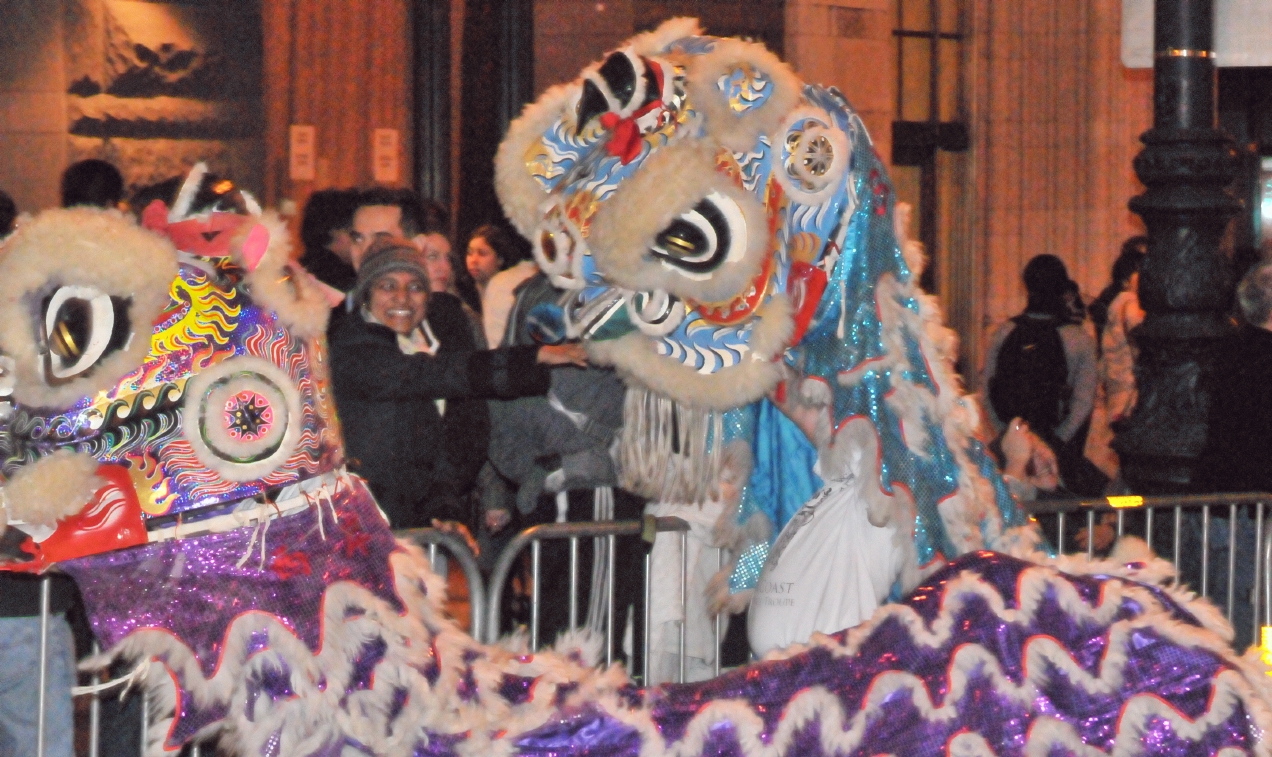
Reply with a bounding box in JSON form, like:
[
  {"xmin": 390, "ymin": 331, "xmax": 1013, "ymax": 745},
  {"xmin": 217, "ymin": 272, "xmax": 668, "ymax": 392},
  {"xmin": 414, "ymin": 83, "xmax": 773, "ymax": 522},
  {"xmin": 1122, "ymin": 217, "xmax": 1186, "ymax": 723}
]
[
  {"xmin": 234, "ymin": 212, "xmax": 330, "ymax": 339},
  {"xmin": 169, "ymin": 162, "xmax": 208, "ymax": 222},
  {"xmin": 0, "ymin": 207, "xmax": 178, "ymax": 409},
  {"xmin": 1, "ymin": 449, "xmax": 102, "ymax": 527},
  {"xmin": 494, "ymin": 84, "xmax": 579, "ymax": 238},
  {"xmin": 683, "ymin": 36, "xmax": 803, "ymax": 153},
  {"xmin": 588, "ymin": 293, "xmax": 792, "ymax": 412},
  {"xmin": 551, "ymin": 629, "xmax": 604, "ymax": 669},
  {"xmin": 625, "ymin": 17, "xmax": 703, "ymax": 56}
]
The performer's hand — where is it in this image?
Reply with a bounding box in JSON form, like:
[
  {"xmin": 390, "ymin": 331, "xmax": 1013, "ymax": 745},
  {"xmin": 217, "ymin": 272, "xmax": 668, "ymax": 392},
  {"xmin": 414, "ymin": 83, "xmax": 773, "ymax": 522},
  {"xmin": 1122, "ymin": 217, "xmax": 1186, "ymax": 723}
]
[
  {"xmin": 537, "ymin": 343, "xmax": 588, "ymax": 367},
  {"xmin": 1027, "ymin": 442, "xmax": 1060, "ymax": 492},
  {"xmin": 431, "ymin": 519, "xmax": 479, "ymax": 556},
  {"xmin": 485, "ymin": 509, "xmax": 511, "ymax": 533},
  {"xmin": 1076, "ymin": 514, "xmax": 1117, "ymax": 553}
]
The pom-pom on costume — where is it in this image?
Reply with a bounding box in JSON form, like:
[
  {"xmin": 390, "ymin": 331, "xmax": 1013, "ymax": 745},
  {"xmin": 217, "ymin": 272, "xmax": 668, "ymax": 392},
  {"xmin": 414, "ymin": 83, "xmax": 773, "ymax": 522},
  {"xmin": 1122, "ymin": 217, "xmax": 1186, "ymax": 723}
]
[{"xmin": 0, "ymin": 20, "xmax": 1269, "ymax": 757}]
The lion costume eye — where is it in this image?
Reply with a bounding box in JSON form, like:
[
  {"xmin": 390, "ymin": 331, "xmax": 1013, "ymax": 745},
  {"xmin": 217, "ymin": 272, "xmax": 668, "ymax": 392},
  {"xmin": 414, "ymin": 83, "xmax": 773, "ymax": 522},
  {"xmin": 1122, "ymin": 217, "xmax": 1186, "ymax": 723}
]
[
  {"xmin": 42, "ymin": 285, "xmax": 131, "ymax": 381},
  {"xmin": 649, "ymin": 191, "xmax": 747, "ymax": 275}
]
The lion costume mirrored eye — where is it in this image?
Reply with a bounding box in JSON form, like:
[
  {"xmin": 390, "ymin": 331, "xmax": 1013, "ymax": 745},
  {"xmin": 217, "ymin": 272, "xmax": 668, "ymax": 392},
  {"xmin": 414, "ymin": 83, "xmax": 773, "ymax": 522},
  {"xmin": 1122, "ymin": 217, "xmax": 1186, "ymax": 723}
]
[
  {"xmin": 649, "ymin": 192, "xmax": 747, "ymax": 277},
  {"xmin": 42, "ymin": 285, "xmax": 132, "ymax": 382},
  {"xmin": 773, "ymin": 107, "xmax": 854, "ymax": 207},
  {"xmin": 0, "ymin": 208, "xmax": 177, "ymax": 409}
]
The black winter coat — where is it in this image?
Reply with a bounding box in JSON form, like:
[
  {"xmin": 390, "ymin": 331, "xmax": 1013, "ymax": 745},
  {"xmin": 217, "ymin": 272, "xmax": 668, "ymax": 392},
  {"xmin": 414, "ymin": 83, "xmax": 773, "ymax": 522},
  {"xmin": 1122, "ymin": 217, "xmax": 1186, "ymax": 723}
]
[
  {"xmin": 329, "ymin": 306, "xmax": 550, "ymax": 528},
  {"xmin": 1201, "ymin": 323, "xmax": 1272, "ymax": 493}
]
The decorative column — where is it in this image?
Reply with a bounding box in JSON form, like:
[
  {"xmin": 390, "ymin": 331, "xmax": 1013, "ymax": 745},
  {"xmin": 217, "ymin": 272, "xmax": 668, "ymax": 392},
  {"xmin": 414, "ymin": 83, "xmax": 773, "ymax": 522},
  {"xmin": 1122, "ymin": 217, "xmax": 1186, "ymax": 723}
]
[{"xmin": 1113, "ymin": 0, "xmax": 1240, "ymax": 492}]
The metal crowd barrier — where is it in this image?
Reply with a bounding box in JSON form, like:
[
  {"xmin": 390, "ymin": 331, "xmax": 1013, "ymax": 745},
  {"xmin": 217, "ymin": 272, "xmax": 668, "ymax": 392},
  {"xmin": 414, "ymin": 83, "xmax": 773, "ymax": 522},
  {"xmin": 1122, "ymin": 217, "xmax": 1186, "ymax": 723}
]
[
  {"xmin": 1022, "ymin": 492, "xmax": 1272, "ymax": 646},
  {"xmin": 484, "ymin": 515, "xmax": 698, "ymax": 684},
  {"xmin": 394, "ymin": 527, "xmax": 489, "ymax": 642}
]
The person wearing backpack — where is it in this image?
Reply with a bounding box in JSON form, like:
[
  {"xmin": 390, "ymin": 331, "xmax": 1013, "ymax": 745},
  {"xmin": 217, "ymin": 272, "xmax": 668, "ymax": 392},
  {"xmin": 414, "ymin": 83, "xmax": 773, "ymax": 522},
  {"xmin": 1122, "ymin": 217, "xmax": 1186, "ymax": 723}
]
[{"xmin": 983, "ymin": 254, "xmax": 1107, "ymax": 496}]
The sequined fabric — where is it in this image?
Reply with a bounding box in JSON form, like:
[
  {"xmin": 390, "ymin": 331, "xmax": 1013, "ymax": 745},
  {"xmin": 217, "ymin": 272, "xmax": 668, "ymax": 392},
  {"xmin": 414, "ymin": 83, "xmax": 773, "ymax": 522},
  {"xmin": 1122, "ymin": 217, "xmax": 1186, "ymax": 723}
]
[
  {"xmin": 509, "ymin": 553, "xmax": 1263, "ymax": 757},
  {"xmin": 62, "ymin": 477, "xmax": 401, "ymax": 749}
]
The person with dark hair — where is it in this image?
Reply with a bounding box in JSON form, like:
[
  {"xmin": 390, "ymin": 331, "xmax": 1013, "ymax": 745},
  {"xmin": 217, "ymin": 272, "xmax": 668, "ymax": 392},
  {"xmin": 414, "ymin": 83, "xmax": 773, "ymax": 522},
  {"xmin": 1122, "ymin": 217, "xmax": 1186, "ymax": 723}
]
[
  {"xmin": 1191, "ymin": 261, "xmax": 1272, "ymax": 651},
  {"xmin": 348, "ymin": 187, "xmax": 431, "ymax": 268},
  {"xmin": 1089, "ymin": 236, "xmax": 1147, "ymax": 343},
  {"xmin": 60, "ymin": 159, "xmax": 125, "ymax": 209},
  {"xmin": 469, "ymin": 223, "xmax": 538, "ymax": 346},
  {"xmin": 983, "ymin": 254, "xmax": 1105, "ymax": 496},
  {"xmin": 299, "ymin": 188, "xmax": 360, "ymax": 292},
  {"xmin": 339, "ymin": 188, "xmax": 486, "ymax": 345},
  {"xmin": 327, "ymin": 237, "xmax": 587, "ymax": 530},
  {"xmin": 0, "ymin": 189, "xmax": 16, "ymax": 236},
  {"xmin": 127, "ymin": 176, "xmax": 182, "ymax": 219},
  {"xmin": 1099, "ymin": 247, "xmax": 1146, "ymax": 427}
]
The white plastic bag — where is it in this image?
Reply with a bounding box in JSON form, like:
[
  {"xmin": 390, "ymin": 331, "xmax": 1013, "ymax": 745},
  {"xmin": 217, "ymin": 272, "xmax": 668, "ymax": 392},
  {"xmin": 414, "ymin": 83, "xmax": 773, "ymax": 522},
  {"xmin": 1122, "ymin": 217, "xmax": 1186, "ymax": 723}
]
[{"xmin": 747, "ymin": 472, "xmax": 903, "ymax": 656}]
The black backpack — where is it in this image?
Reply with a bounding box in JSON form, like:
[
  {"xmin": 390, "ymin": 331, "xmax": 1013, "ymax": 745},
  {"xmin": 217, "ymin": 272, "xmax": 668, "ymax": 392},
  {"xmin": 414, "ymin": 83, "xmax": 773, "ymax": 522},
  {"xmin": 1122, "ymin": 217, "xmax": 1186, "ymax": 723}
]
[{"xmin": 988, "ymin": 315, "xmax": 1070, "ymax": 433}]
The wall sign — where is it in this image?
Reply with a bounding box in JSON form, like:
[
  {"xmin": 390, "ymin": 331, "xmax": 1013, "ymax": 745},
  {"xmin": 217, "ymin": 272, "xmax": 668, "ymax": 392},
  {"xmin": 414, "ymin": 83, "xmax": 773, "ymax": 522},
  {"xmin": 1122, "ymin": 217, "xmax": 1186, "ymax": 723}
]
[
  {"xmin": 373, "ymin": 128, "xmax": 400, "ymax": 184},
  {"xmin": 289, "ymin": 125, "xmax": 316, "ymax": 181}
]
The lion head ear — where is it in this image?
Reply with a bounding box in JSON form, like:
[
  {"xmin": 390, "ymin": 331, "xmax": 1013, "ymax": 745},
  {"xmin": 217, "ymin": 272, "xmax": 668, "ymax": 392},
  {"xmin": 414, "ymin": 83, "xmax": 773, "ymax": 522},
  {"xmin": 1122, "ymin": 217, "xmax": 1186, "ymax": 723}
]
[{"xmin": 684, "ymin": 37, "xmax": 803, "ymax": 153}]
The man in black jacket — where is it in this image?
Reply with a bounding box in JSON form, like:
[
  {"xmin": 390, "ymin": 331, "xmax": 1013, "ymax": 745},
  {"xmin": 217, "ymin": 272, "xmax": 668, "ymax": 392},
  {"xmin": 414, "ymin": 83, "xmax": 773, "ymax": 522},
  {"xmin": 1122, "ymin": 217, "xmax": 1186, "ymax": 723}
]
[
  {"xmin": 329, "ymin": 238, "xmax": 585, "ymax": 529},
  {"xmin": 1192, "ymin": 262, "xmax": 1272, "ymax": 651}
]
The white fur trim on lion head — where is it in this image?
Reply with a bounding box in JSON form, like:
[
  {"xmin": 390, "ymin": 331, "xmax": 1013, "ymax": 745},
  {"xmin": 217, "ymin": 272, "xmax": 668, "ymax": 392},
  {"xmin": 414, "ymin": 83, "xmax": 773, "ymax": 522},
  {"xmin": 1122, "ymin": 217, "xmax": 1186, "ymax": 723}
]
[
  {"xmin": 0, "ymin": 449, "xmax": 103, "ymax": 530},
  {"xmin": 232, "ymin": 212, "xmax": 330, "ymax": 340},
  {"xmin": 0, "ymin": 207, "xmax": 178, "ymax": 410}
]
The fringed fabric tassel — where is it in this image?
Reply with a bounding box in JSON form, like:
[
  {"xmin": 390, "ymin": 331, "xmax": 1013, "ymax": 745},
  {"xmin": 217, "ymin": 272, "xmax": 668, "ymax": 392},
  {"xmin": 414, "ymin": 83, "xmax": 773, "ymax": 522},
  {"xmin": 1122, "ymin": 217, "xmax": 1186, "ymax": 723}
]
[
  {"xmin": 618, "ymin": 387, "xmax": 724, "ymax": 505},
  {"xmin": 586, "ymin": 486, "xmax": 615, "ymax": 635}
]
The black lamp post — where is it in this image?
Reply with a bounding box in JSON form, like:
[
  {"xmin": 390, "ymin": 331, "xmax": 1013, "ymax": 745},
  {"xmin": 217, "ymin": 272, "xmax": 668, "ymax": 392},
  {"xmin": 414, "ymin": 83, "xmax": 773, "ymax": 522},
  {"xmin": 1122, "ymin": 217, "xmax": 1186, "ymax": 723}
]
[{"xmin": 1113, "ymin": 0, "xmax": 1241, "ymax": 492}]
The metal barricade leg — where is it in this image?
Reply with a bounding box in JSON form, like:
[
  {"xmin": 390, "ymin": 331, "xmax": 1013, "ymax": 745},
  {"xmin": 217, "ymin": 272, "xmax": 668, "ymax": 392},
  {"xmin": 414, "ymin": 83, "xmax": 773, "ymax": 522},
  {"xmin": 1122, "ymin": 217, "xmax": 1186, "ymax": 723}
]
[
  {"xmin": 530, "ymin": 540, "xmax": 541, "ymax": 651},
  {"xmin": 1086, "ymin": 511, "xmax": 1095, "ymax": 560},
  {"xmin": 643, "ymin": 550, "xmax": 651, "ymax": 685},
  {"xmin": 605, "ymin": 534, "xmax": 616, "ymax": 667},
  {"xmin": 89, "ymin": 642, "xmax": 101, "ymax": 757},
  {"xmin": 1265, "ymin": 521, "xmax": 1272, "ymax": 628},
  {"xmin": 1228, "ymin": 504, "xmax": 1238, "ymax": 622},
  {"xmin": 569, "ymin": 537, "xmax": 579, "ymax": 633},
  {"xmin": 679, "ymin": 531, "xmax": 687, "ymax": 684},
  {"xmin": 1202, "ymin": 506, "xmax": 1211, "ymax": 597},
  {"xmin": 1256, "ymin": 503, "xmax": 1266, "ymax": 644},
  {"xmin": 37, "ymin": 576, "xmax": 50, "ymax": 757},
  {"xmin": 1174, "ymin": 506, "xmax": 1183, "ymax": 580}
]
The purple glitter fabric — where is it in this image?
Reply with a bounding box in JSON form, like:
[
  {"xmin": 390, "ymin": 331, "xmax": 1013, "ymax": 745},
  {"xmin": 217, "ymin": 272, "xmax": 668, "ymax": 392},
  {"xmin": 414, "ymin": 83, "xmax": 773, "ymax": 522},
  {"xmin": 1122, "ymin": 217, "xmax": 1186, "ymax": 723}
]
[
  {"xmin": 507, "ymin": 553, "xmax": 1259, "ymax": 757},
  {"xmin": 58, "ymin": 515, "xmax": 1265, "ymax": 756},
  {"xmin": 61, "ymin": 478, "xmax": 403, "ymax": 747}
]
